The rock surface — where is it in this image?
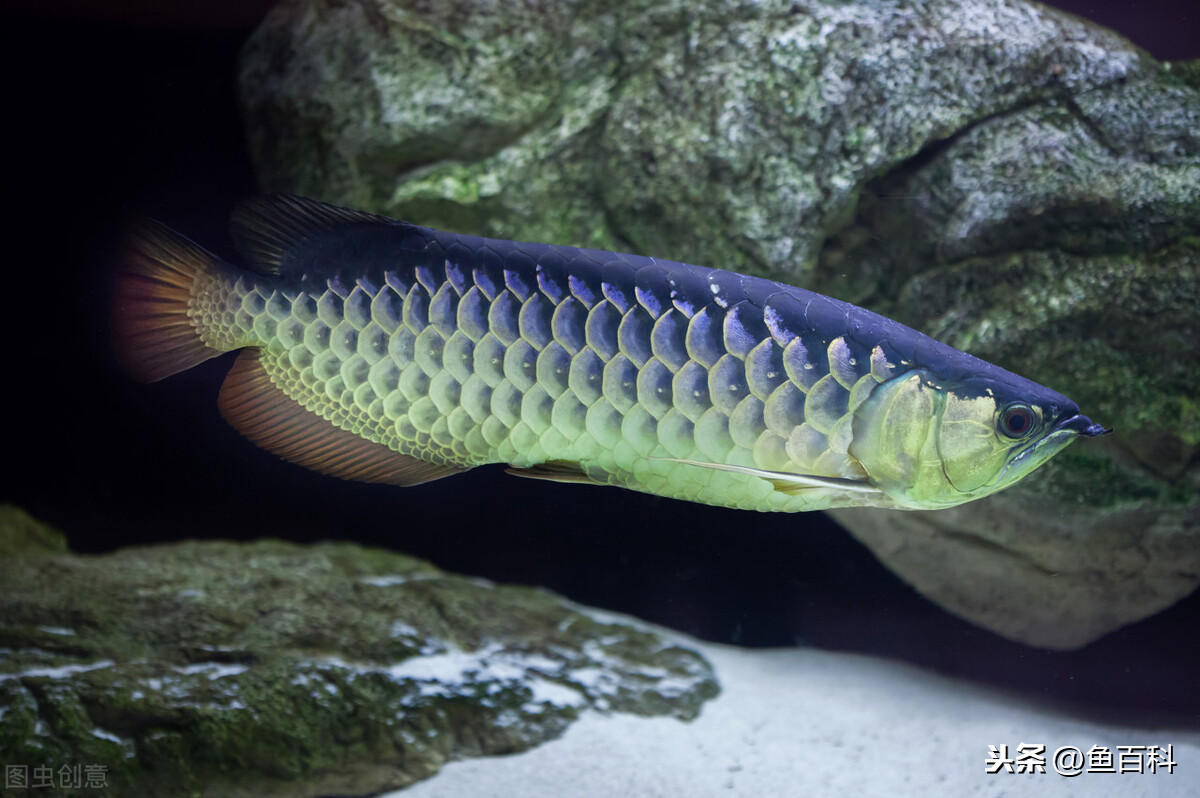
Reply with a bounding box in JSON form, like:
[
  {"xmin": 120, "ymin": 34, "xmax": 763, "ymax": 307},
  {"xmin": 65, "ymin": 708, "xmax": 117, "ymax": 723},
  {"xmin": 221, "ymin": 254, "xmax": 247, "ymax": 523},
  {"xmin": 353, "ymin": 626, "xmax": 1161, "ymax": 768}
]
[
  {"xmin": 237, "ymin": 0, "xmax": 1200, "ymax": 647},
  {"xmin": 0, "ymin": 508, "xmax": 717, "ymax": 797}
]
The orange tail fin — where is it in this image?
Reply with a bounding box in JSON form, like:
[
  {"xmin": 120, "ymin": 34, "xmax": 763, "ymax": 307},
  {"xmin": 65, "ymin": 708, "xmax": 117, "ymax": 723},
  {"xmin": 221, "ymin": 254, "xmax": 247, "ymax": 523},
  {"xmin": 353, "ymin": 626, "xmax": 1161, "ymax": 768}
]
[{"xmin": 113, "ymin": 220, "xmax": 227, "ymax": 383}]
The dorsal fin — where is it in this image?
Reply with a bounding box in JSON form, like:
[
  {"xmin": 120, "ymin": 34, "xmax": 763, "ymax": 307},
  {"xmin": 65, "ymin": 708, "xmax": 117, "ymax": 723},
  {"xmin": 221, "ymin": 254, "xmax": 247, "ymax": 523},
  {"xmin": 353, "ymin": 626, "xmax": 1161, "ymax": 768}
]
[
  {"xmin": 229, "ymin": 195, "xmax": 396, "ymax": 275},
  {"xmin": 218, "ymin": 349, "xmax": 465, "ymax": 486}
]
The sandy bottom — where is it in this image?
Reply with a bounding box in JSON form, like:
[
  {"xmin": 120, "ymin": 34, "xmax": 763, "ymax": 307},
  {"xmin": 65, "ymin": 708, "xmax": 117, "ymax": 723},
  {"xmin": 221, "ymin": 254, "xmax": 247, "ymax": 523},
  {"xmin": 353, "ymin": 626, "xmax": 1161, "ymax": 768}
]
[{"xmin": 390, "ymin": 642, "xmax": 1198, "ymax": 797}]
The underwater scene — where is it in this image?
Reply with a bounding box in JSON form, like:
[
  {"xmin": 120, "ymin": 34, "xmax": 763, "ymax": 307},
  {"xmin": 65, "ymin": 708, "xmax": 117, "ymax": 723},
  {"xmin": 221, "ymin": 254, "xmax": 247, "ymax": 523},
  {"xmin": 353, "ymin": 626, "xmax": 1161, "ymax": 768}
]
[{"xmin": 3, "ymin": 0, "xmax": 1198, "ymax": 795}]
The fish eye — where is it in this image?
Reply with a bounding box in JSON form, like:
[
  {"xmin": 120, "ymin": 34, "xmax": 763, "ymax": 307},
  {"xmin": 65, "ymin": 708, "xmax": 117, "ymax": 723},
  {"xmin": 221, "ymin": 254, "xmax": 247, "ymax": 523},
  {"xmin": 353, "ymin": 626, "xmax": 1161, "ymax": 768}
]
[{"xmin": 998, "ymin": 403, "xmax": 1037, "ymax": 439}]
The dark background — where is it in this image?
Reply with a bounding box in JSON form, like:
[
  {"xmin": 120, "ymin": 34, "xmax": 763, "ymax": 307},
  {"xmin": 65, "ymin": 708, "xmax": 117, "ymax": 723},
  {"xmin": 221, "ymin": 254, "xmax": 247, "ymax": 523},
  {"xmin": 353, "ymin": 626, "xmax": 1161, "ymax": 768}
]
[{"xmin": 3, "ymin": 1, "xmax": 1198, "ymax": 727}]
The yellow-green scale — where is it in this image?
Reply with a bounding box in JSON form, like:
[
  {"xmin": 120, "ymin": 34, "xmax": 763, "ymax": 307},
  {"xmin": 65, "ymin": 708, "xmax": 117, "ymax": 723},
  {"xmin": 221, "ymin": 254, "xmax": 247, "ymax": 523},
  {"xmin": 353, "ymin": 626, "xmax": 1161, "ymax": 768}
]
[{"xmin": 190, "ymin": 266, "xmax": 887, "ymax": 512}]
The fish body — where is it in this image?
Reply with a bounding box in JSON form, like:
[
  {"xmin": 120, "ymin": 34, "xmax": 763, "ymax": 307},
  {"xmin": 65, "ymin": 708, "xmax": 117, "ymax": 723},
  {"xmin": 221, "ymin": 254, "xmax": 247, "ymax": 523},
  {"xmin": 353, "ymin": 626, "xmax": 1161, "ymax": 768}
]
[{"xmin": 115, "ymin": 196, "xmax": 1105, "ymax": 512}]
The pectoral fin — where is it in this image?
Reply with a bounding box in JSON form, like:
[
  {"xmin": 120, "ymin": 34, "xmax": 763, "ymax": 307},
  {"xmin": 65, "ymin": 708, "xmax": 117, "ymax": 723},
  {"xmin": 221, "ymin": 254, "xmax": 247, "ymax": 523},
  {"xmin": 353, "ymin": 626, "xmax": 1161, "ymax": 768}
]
[{"xmin": 653, "ymin": 458, "xmax": 882, "ymax": 496}]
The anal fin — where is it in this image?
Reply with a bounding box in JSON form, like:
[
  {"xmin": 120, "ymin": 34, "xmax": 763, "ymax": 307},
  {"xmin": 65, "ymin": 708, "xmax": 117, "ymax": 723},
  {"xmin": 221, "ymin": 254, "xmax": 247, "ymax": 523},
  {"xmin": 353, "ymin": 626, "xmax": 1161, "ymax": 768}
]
[
  {"xmin": 218, "ymin": 350, "xmax": 464, "ymax": 486},
  {"xmin": 506, "ymin": 460, "xmax": 604, "ymax": 486}
]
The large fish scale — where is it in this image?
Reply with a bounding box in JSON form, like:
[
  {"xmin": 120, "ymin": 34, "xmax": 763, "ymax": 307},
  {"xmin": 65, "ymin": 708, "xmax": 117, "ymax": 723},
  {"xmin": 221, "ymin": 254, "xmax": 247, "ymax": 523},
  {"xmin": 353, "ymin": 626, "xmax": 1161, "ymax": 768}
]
[{"xmin": 191, "ymin": 213, "xmax": 911, "ymax": 511}]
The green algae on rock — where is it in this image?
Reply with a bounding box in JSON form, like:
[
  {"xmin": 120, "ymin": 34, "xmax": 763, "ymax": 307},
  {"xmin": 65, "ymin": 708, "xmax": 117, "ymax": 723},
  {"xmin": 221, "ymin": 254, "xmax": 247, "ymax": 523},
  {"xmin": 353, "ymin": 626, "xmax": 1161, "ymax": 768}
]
[
  {"xmin": 0, "ymin": 504, "xmax": 68, "ymax": 557},
  {"xmin": 0, "ymin": 531, "xmax": 718, "ymax": 797}
]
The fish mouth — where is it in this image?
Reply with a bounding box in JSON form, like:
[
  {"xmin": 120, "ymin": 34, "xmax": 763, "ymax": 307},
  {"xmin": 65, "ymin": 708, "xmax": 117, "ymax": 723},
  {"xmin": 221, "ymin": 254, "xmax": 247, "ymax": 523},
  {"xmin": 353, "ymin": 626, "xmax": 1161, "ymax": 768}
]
[
  {"xmin": 1054, "ymin": 413, "xmax": 1111, "ymax": 438},
  {"xmin": 997, "ymin": 413, "xmax": 1109, "ymax": 486}
]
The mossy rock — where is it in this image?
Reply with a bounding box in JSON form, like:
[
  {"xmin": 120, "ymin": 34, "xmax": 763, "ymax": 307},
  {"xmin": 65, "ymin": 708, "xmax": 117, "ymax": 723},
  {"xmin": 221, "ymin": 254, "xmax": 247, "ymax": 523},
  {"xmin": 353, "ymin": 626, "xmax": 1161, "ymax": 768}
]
[
  {"xmin": 0, "ymin": 533, "xmax": 717, "ymax": 797},
  {"xmin": 0, "ymin": 504, "xmax": 68, "ymax": 557}
]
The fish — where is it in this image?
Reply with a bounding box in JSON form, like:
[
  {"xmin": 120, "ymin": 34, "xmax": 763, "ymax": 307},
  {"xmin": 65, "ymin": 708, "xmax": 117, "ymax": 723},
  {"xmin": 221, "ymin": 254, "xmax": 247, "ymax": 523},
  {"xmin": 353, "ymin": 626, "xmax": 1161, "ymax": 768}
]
[{"xmin": 113, "ymin": 195, "xmax": 1107, "ymax": 512}]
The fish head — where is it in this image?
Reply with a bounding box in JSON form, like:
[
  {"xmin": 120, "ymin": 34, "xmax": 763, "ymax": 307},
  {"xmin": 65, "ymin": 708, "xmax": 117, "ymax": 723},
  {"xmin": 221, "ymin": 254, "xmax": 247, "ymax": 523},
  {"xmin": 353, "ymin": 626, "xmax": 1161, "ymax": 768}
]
[{"xmin": 850, "ymin": 368, "xmax": 1107, "ymax": 510}]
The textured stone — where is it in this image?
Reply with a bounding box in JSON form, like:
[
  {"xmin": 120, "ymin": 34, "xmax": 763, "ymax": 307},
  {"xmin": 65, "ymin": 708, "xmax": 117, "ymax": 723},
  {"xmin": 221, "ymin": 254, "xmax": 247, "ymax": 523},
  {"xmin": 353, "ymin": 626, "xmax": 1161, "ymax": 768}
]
[
  {"xmin": 238, "ymin": 0, "xmax": 1200, "ymax": 646},
  {"xmin": 829, "ymin": 494, "xmax": 1200, "ymax": 650},
  {"xmin": 0, "ymin": 524, "xmax": 717, "ymax": 797}
]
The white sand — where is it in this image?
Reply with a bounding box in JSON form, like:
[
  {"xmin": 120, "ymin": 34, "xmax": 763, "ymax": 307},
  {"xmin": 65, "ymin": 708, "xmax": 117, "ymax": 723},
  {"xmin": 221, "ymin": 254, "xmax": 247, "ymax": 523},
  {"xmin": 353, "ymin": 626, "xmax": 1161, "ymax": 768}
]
[{"xmin": 393, "ymin": 643, "xmax": 1199, "ymax": 797}]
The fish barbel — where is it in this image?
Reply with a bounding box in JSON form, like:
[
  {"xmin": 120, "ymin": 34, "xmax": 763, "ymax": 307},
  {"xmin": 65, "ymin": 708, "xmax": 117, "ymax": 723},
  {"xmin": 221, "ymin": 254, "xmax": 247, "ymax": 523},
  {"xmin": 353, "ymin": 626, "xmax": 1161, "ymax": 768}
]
[{"xmin": 114, "ymin": 195, "xmax": 1106, "ymax": 511}]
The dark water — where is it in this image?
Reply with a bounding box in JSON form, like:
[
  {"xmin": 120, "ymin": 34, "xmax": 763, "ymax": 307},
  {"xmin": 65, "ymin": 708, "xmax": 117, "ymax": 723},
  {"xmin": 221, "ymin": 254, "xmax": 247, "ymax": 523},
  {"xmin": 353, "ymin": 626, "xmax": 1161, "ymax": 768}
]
[{"xmin": 3, "ymin": 1, "xmax": 1198, "ymax": 731}]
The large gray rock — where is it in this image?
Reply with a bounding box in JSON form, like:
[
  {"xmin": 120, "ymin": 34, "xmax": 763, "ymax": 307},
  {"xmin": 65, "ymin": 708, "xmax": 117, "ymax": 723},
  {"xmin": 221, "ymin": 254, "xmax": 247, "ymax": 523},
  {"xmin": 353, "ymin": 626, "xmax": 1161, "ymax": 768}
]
[
  {"xmin": 0, "ymin": 509, "xmax": 717, "ymax": 797},
  {"xmin": 238, "ymin": 0, "xmax": 1200, "ymax": 647}
]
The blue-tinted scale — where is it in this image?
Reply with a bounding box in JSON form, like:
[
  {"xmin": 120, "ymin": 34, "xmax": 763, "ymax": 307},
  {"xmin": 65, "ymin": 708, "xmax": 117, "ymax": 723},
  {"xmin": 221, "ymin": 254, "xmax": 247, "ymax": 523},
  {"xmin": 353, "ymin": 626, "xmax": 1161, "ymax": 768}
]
[
  {"xmin": 722, "ymin": 301, "xmax": 768, "ymax": 359},
  {"xmin": 551, "ymin": 299, "xmax": 587, "ymax": 354},
  {"xmin": 343, "ymin": 286, "xmax": 372, "ymax": 329},
  {"xmin": 487, "ymin": 292, "xmax": 523, "ymax": 345},
  {"xmin": 518, "ymin": 293, "xmax": 555, "ymax": 349},
  {"xmin": 757, "ymin": 290, "xmax": 806, "ymax": 341},
  {"xmin": 317, "ymin": 290, "xmax": 343, "ymax": 328},
  {"xmin": 665, "ymin": 266, "xmax": 711, "ymax": 318},
  {"xmin": 413, "ymin": 263, "xmax": 440, "ymax": 296},
  {"xmin": 265, "ymin": 290, "xmax": 292, "ymax": 321},
  {"xmin": 632, "ymin": 263, "xmax": 672, "ymax": 319},
  {"xmin": 650, "ymin": 310, "xmax": 689, "ymax": 370},
  {"xmin": 599, "ymin": 260, "xmax": 638, "ymax": 312},
  {"xmin": 502, "ymin": 248, "xmax": 538, "ymax": 291},
  {"xmin": 536, "ymin": 269, "xmax": 566, "ymax": 304},
  {"xmin": 383, "ymin": 270, "xmax": 409, "ymax": 297},
  {"xmin": 532, "ymin": 249, "xmax": 570, "ymax": 301},
  {"xmin": 503, "ymin": 264, "xmax": 534, "ymax": 302},
  {"xmin": 469, "ymin": 243, "xmax": 505, "ymax": 300},
  {"xmin": 402, "ymin": 285, "xmax": 429, "ymax": 330},
  {"xmin": 444, "ymin": 241, "xmax": 478, "ymax": 285},
  {"xmin": 744, "ymin": 338, "xmax": 786, "ymax": 401},
  {"xmin": 617, "ymin": 306, "xmax": 654, "ymax": 367},
  {"xmin": 827, "ymin": 336, "xmax": 861, "ymax": 389},
  {"xmin": 840, "ymin": 314, "xmax": 905, "ymax": 381},
  {"xmin": 372, "ymin": 285, "xmax": 403, "ymax": 334},
  {"xmin": 442, "ymin": 257, "xmax": 469, "ymax": 295},
  {"xmin": 684, "ymin": 307, "xmax": 727, "ymax": 369},
  {"xmin": 568, "ymin": 271, "xmax": 600, "ymax": 307},
  {"xmin": 796, "ymin": 330, "xmax": 831, "ymax": 385},
  {"xmin": 429, "ymin": 283, "xmax": 458, "ymax": 338},
  {"xmin": 585, "ymin": 302, "xmax": 622, "ymax": 361},
  {"xmin": 456, "ymin": 288, "xmax": 490, "ymax": 341}
]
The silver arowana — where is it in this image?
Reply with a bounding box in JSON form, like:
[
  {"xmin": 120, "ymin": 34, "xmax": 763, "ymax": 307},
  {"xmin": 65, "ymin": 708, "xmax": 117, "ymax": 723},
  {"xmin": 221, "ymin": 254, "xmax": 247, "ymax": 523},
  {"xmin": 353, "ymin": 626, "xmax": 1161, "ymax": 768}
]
[{"xmin": 114, "ymin": 195, "xmax": 1107, "ymax": 511}]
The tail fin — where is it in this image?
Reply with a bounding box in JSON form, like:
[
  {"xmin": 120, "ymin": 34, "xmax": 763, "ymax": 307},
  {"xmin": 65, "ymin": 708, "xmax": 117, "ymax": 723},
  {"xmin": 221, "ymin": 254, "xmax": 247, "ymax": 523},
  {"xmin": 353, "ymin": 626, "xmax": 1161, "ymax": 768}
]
[{"xmin": 113, "ymin": 220, "xmax": 228, "ymax": 383}]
